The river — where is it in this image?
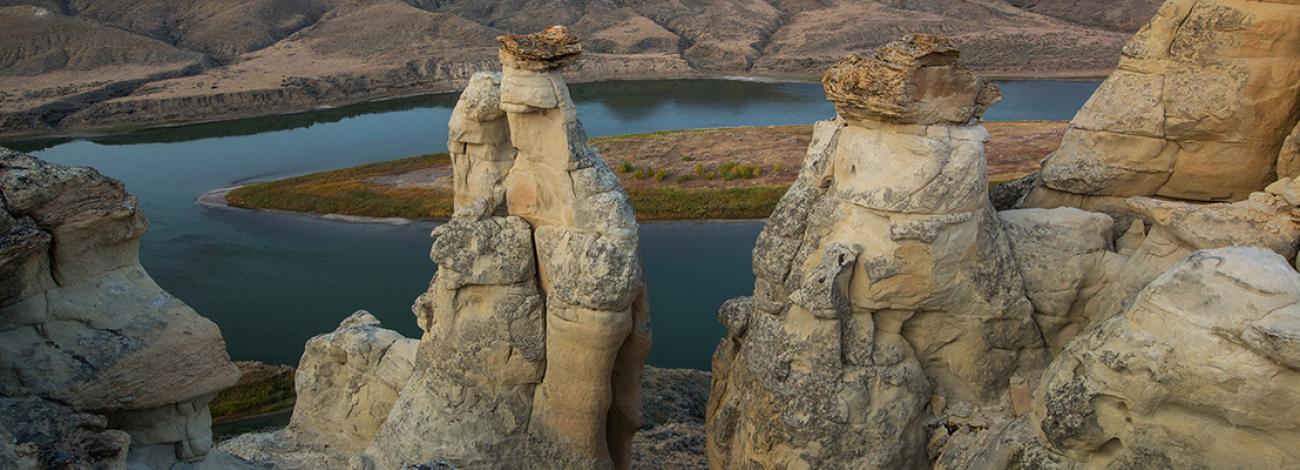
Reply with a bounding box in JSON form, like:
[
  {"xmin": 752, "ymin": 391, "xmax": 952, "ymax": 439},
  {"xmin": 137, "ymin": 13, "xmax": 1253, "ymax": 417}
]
[{"xmin": 4, "ymin": 79, "xmax": 1099, "ymax": 370}]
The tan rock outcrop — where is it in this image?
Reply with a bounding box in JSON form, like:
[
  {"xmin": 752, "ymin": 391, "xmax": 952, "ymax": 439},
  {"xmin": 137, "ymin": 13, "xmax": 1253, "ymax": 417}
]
[
  {"xmin": 1029, "ymin": 247, "xmax": 1300, "ymax": 468},
  {"xmin": 999, "ymin": 208, "xmax": 1119, "ymax": 354},
  {"xmin": 216, "ymin": 312, "xmax": 417, "ymax": 469},
  {"xmin": 706, "ymin": 36, "xmax": 1045, "ymax": 469},
  {"xmin": 1024, "ymin": 0, "xmax": 1300, "ymax": 216},
  {"xmin": 822, "ymin": 35, "xmax": 1001, "ymax": 126},
  {"xmin": 229, "ymin": 27, "xmax": 651, "ymax": 470},
  {"xmin": 363, "ymin": 27, "xmax": 650, "ymax": 470},
  {"xmin": 1080, "ymin": 189, "xmax": 1300, "ymax": 330},
  {"xmin": 285, "ymin": 311, "xmax": 416, "ymax": 453},
  {"xmin": 0, "ymin": 148, "xmax": 245, "ymax": 469}
]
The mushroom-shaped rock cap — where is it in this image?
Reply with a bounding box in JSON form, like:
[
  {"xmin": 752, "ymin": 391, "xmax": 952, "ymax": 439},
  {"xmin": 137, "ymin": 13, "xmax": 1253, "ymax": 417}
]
[
  {"xmin": 823, "ymin": 34, "xmax": 1000, "ymax": 125},
  {"xmin": 497, "ymin": 25, "xmax": 582, "ymax": 70}
]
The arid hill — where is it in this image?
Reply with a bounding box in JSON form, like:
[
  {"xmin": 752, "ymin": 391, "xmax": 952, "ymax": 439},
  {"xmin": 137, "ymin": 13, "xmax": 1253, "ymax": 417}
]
[{"xmin": 0, "ymin": 0, "xmax": 1159, "ymax": 138}]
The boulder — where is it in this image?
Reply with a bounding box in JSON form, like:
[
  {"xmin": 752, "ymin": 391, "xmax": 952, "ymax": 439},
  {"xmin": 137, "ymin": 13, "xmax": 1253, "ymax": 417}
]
[
  {"xmin": 218, "ymin": 312, "xmax": 417, "ymax": 469},
  {"xmin": 284, "ymin": 311, "xmax": 416, "ymax": 452},
  {"xmin": 1024, "ymin": 0, "xmax": 1300, "ymax": 215},
  {"xmin": 0, "ymin": 148, "xmax": 242, "ymax": 468},
  {"xmin": 1030, "ymin": 247, "xmax": 1300, "ymax": 468},
  {"xmin": 707, "ymin": 36, "xmax": 1045, "ymax": 469},
  {"xmin": 1078, "ymin": 189, "xmax": 1300, "ymax": 328},
  {"xmin": 822, "ymin": 34, "xmax": 1001, "ymax": 125}
]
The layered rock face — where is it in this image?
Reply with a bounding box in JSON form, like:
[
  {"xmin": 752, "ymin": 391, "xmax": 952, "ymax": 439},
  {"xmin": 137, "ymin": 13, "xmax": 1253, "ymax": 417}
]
[
  {"xmin": 365, "ymin": 27, "xmax": 650, "ymax": 470},
  {"xmin": 227, "ymin": 26, "xmax": 651, "ymax": 470},
  {"xmin": 706, "ymin": 35, "xmax": 1045, "ymax": 469},
  {"xmin": 1024, "ymin": 0, "xmax": 1300, "ymax": 217},
  {"xmin": 1028, "ymin": 247, "xmax": 1300, "ymax": 468},
  {"xmin": 929, "ymin": 2, "xmax": 1300, "ymax": 465},
  {"xmin": 0, "ymin": 148, "xmax": 244, "ymax": 468}
]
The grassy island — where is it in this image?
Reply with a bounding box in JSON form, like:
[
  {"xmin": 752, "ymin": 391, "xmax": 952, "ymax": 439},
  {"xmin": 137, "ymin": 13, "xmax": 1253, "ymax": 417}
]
[{"xmin": 225, "ymin": 123, "xmax": 1065, "ymax": 221}]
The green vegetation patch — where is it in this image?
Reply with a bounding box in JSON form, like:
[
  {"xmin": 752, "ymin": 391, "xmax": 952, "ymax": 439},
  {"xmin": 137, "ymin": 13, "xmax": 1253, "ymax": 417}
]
[
  {"xmin": 226, "ymin": 154, "xmax": 456, "ymax": 220},
  {"xmin": 628, "ymin": 186, "xmax": 789, "ymax": 220},
  {"xmin": 209, "ymin": 371, "xmax": 296, "ymax": 424}
]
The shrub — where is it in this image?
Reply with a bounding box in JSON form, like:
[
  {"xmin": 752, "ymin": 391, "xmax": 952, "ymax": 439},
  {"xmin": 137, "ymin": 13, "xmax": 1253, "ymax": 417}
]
[
  {"xmin": 618, "ymin": 162, "xmax": 635, "ymax": 173},
  {"xmin": 653, "ymin": 169, "xmax": 668, "ymax": 182},
  {"xmin": 773, "ymin": 163, "xmax": 785, "ymax": 174},
  {"xmin": 676, "ymin": 174, "xmax": 694, "ymax": 183}
]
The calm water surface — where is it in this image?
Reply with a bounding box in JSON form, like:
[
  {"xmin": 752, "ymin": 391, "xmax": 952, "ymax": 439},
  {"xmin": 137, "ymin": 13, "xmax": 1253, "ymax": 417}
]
[{"xmin": 6, "ymin": 79, "xmax": 1099, "ymax": 370}]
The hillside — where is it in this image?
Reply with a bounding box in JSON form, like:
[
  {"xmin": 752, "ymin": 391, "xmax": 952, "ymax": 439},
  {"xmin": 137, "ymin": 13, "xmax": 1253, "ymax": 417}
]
[{"xmin": 0, "ymin": 0, "xmax": 1159, "ymax": 139}]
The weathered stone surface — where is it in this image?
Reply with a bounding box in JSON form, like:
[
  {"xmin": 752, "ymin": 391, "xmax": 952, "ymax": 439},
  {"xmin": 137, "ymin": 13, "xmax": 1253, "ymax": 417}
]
[
  {"xmin": 231, "ymin": 28, "xmax": 650, "ymax": 470},
  {"xmin": 497, "ymin": 25, "xmax": 582, "ymax": 69},
  {"xmin": 1030, "ymin": 247, "xmax": 1300, "ymax": 468},
  {"xmin": 285, "ymin": 311, "xmax": 416, "ymax": 453},
  {"xmin": 999, "ymin": 208, "xmax": 1117, "ymax": 353},
  {"xmin": 822, "ymin": 35, "xmax": 1001, "ymax": 125},
  {"xmin": 448, "ymin": 73, "xmax": 514, "ymax": 214},
  {"xmin": 217, "ymin": 312, "xmax": 416, "ymax": 469},
  {"xmin": 708, "ymin": 40, "xmax": 1044, "ymax": 469},
  {"xmin": 1079, "ymin": 191, "xmax": 1300, "ymax": 328},
  {"xmin": 0, "ymin": 148, "xmax": 242, "ymax": 468},
  {"xmin": 0, "ymin": 397, "xmax": 130, "ymax": 470},
  {"xmin": 1025, "ymin": 0, "xmax": 1300, "ymax": 211}
]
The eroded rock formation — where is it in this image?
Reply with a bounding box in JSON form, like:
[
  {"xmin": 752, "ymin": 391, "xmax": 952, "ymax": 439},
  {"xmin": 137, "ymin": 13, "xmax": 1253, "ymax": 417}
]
[
  {"xmin": 706, "ymin": 35, "xmax": 1045, "ymax": 469},
  {"xmin": 0, "ymin": 148, "xmax": 246, "ymax": 469},
  {"xmin": 226, "ymin": 26, "xmax": 651, "ymax": 470},
  {"xmin": 1030, "ymin": 246, "xmax": 1300, "ymax": 468},
  {"xmin": 365, "ymin": 27, "xmax": 651, "ymax": 470},
  {"xmin": 1024, "ymin": 0, "xmax": 1300, "ymax": 219},
  {"xmin": 710, "ymin": 22, "xmax": 1300, "ymax": 468}
]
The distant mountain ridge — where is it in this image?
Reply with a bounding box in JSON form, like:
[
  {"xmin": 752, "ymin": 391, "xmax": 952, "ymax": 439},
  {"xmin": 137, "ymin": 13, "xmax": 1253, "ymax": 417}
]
[{"xmin": 0, "ymin": 0, "xmax": 1160, "ymax": 138}]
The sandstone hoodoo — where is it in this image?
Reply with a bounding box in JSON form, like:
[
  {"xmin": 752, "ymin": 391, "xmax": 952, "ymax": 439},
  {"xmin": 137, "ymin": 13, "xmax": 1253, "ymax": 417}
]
[
  {"xmin": 1024, "ymin": 0, "xmax": 1300, "ymax": 220},
  {"xmin": 707, "ymin": 34, "xmax": 1047, "ymax": 468},
  {"xmin": 708, "ymin": 25, "xmax": 1300, "ymax": 468},
  {"xmin": 223, "ymin": 26, "xmax": 652, "ymax": 470},
  {"xmin": 0, "ymin": 149, "xmax": 248, "ymax": 468},
  {"xmin": 10, "ymin": 2, "xmax": 1300, "ymax": 468}
]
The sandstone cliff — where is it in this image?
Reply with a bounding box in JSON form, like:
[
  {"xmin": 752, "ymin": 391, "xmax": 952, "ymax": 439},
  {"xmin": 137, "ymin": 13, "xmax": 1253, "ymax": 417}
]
[{"xmin": 0, "ymin": 148, "xmax": 252, "ymax": 468}]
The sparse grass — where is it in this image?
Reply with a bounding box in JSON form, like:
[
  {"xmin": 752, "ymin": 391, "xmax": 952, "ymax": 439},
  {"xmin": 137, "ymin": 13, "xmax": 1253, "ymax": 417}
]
[
  {"xmin": 226, "ymin": 152, "xmax": 790, "ymax": 220},
  {"xmin": 628, "ymin": 186, "xmax": 789, "ymax": 220},
  {"xmin": 226, "ymin": 154, "xmax": 455, "ymax": 219},
  {"xmin": 224, "ymin": 122, "xmax": 1065, "ymax": 222},
  {"xmin": 209, "ymin": 370, "xmax": 296, "ymax": 424}
]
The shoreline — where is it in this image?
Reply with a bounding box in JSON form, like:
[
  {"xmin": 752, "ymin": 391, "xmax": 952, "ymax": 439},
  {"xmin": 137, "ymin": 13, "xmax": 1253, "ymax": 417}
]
[
  {"xmin": 200, "ymin": 122, "xmax": 1065, "ymax": 225},
  {"xmin": 199, "ymin": 186, "xmax": 426, "ymax": 226},
  {"xmin": 200, "ymin": 185, "xmax": 771, "ymax": 226},
  {"xmin": 1, "ymin": 71, "xmax": 1100, "ymax": 143}
]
